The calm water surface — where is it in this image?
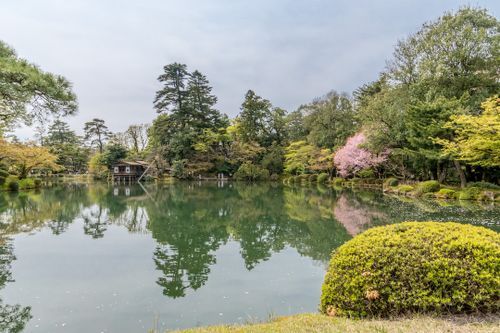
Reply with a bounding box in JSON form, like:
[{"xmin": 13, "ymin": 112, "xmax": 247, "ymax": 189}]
[{"xmin": 0, "ymin": 182, "xmax": 498, "ymax": 332}]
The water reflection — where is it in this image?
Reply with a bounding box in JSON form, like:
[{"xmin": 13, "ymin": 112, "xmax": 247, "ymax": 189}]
[
  {"xmin": 0, "ymin": 242, "xmax": 31, "ymax": 332},
  {"xmin": 0, "ymin": 181, "xmax": 498, "ymax": 308}
]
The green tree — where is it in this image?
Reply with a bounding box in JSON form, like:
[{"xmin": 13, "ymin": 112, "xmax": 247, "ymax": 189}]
[
  {"xmin": 301, "ymin": 91, "xmax": 356, "ymax": 148},
  {"xmin": 100, "ymin": 142, "xmax": 127, "ymax": 168},
  {"xmin": 44, "ymin": 120, "xmax": 89, "ymax": 173},
  {"xmin": 389, "ymin": 7, "xmax": 499, "ymax": 111},
  {"xmin": 84, "ymin": 118, "xmax": 110, "ymax": 153},
  {"xmin": 154, "ymin": 63, "xmax": 189, "ymax": 120},
  {"xmin": 0, "ymin": 40, "xmax": 77, "ymax": 133},
  {"xmin": 437, "ymin": 96, "xmax": 500, "ymax": 168},
  {"xmin": 238, "ymin": 90, "xmax": 286, "ymax": 147}
]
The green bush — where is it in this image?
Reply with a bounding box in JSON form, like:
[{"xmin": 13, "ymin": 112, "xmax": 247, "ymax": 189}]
[
  {"xmin": 19, "ymin": 178, "xmax": 36, "ymax": 190},
  {"xmin": 234, "ymin": 162, "xmax": 269, "ymax": 181},
  {"xmin": 434, "ymin": 188, "xmax": 456, "ymax": 199},
  {"xmin": 321, "ymin": 222, "xmax": 500, "ymax": 318},
  {"xmin": 466, "ymin": 182, "xmax": 500, "ymax": 190},
  {"xmin": 396, "ymin": 184, "xmax": 414, "ymax": 194},
  {"xmin": 5, "ymin": 175, "xmax": 19, "ymax": 192},
  {"xmin": 317, "ymin": 173, "xmax": 329, "ymax": 183},
  {"xmin": 34, "ymin": 179, "xmax": 42, "ymax": 188},
  {"xmin": 458, "ymin": 187, "xmax": 481, "ymax": 200},
  {"xmin": 415, "ymin": 180, "xmax": 440, "ymax": 195},
  {"xmin": 308, "ymin": 174, "xmax": 318, "ymax": 182},
  {"xmin": 384, "ymin": 177, "xmax": 399, "ymax": 187},
  {"xmin": 269, "ymin": 174, "xmax": 279, "ymax": 182},
  {"xmin": 357, "ymin": 169, "xmax": 374, "ymax": 179}
]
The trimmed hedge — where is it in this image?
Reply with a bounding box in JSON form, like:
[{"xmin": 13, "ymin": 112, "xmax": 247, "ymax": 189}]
[
  {"xmin": 395, "ymin": 185, "xmax": 414, "ymax": 194},
  {"xmin": 321, "ymin": 222, "xmax": 499, "ymax": 318},
  {"xmin": 434, "ymin": 188, "xmax": 456, "ymax": 199},
  {"xmin": 415, "ymin": 180, "xmax": 440, "ymax": 195},
  {"xmin": 459, "ymin": 187, "xmax": 482, "ymax": 200}
]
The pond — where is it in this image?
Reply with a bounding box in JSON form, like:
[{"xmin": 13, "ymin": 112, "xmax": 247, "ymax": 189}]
[{"xmin": 0, "ymin": 182, "xmax": 498, "ymax": 332}]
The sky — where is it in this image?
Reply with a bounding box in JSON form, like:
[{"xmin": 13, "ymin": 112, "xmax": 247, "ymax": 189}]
[{"xmin": 1, "ymin": 0, "xmax": 498, "ymax": 139}]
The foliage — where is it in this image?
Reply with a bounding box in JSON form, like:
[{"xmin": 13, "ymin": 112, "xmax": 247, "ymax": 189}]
[
  {"xmin": 357, "ymin": 169, "xmax": 374, "ymax": 179},
  {"xmin": 458, "ymin": 187, "xmax": 482, "ymax": 201},
  {"xmin": 88, "ymin": 153, "xmax": 108, "ymax": 179},
  {"xmin": 234, "ymin": 162, "xmax": 269, "ymax": 181},
  {"xmin": 384, "ymin": 178, "xmax": 399, "ymax": 187},
  {"xmin": 0, "ymin": 40, "xmax": 77, "ymax": 132},
  {"xmin": 395, "ymin": 185, "xmax": 414, "ymax": 194},
  {"xmin": 100, "ymin": 142, "xmax": 127, "ymax": 168},
  {"xmin": 334, "ymin": 133, "xmax": 388, "ymax": 178},
  {"xmin": 44, "ymin": 120, "xmax": 88, "ymax": 173},
  {"xmin": 84, "ymin": 118, "xmax": 111, "ymax": 153},
  {"xmin": 151, "ymin": 63, "xmax": 227, "ymax": 164},
  {"xmin": 238, "ymin": 90, "xmax": 286, "ymax": 147},
  {"xmin": 332, "ymin": 177, "xmax": 344, "ymax": 186},
  {"xmin": 321, "ymin": 222, "xmax": 500, "ymax": 317},
  {"xmin": 435, "ymin": 188, "xmax": 456, "ymax": 199},
  {"xmin": 466, "ymin": 182, "xmax": 500, "ymax": 190},
  {"xmin": 0, "ymin": 139, "xmax": 61, "ymax": 178},
  {"xmin": 300, "ymin": 91, "xmax": 356, "ymax": 148},
  {"xmin": 437, "ymin": 96, "xmax": 500, "ymax": 168},
  {"xmin": 284, "ymin": 141, "xmax": 332, "ymax": 175},
  {"xmin": 414, "ymin": 180, "xmax": 440, "ymax": 195},
  {"xmin": 172, "ymin": 159, "xmax": 189, "ymax": 179},
  {"xmin": 18, "ymin": 178, "xmax": 35, "ymax": 190},
  {"xmin": 317, "ymin": 173, "xmax": 329, "ymax": 183},
  {"xmin": 0, "ymin": 164, "xmax": 8, "ymax": 185},
  {"xmin": 308, "ymin": 174, "xmax": 317, "ymax": 182}
]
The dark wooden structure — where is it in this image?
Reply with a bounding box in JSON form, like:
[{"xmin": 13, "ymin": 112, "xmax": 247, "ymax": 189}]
[{"xmin": 112, "ymin": 160, "xmax": 149, "ymax": 182}]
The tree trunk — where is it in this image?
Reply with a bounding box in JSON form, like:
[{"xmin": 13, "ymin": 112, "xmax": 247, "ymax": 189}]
[{"xmin": 453, "ymin": 160, "xmax": 466, "ymax": 188}]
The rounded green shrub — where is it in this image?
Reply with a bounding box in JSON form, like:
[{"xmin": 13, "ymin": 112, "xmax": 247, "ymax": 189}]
[
  {"xmin": 395, "ymin": 184, "xmax": 413, "ymax": 194},
  {"xmin": 458, "ymin": 187, "xmax": 481, "ymax": 200},
  {"xmin": 384, "ymin": 177, "xmax": 399, "ymax": 187},
  {"xmin": 321, "ymin": 222, "xmax": 499, "ymax": 318},
  {"xmin": 434, "ymin": 188, "xmax": 456, "ymax": 199},
  {"xmin": 308, "ymin": 174, "xmax": 317, "ymax": 182},
  {"xmin": 19, "ymin": 178, "xmax": 35, "ymax": 190},
  {"xmin": 415, "ymin": 180, "xmax": 440, "ymax": 195},
  {"xmin": 317, "ymin": 173, "xmax": 329, "ymax": 183},
  {"xmin": 234, "ymin": 162, "xmax": 269, "ymax": 181}
]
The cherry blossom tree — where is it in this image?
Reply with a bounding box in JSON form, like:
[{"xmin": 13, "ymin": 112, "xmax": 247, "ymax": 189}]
[{"xmin": 333, "ymin": 132, "xmax": 388, "ymax": 177}]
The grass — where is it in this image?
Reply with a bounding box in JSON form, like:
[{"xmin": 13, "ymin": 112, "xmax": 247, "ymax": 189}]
[{"xmin": 170, "ymin": 313, "xmax": 499, "ymax": 333}]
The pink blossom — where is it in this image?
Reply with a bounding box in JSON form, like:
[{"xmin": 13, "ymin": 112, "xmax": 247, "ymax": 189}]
[{"xmin": 333, "ymin": 132, "xmax": 388, "ymax": 177}]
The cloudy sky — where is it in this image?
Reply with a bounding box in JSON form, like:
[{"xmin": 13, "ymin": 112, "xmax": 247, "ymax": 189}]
[{"xmin": 1, "ymin": 0, "xmax": 498, "ymax": 138}]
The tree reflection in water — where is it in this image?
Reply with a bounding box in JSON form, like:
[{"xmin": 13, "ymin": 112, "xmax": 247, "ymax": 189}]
[
  {"xmin": 0, "ymin": 241, "xmax": 31, "ymax": 332},
  {"xmin": 0, "ymin": 182, "xmax": 497, "ymax": 302}
]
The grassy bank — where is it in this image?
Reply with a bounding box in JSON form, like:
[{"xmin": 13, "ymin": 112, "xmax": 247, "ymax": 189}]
[{"xmin": 171, "ymin": 313, "xmax": 499, "ymax": 333}]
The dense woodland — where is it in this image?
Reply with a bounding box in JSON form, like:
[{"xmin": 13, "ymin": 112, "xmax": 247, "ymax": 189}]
[{"xmin": 1, "ymin": 7, "xmax": 499, "ymax": 188}]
